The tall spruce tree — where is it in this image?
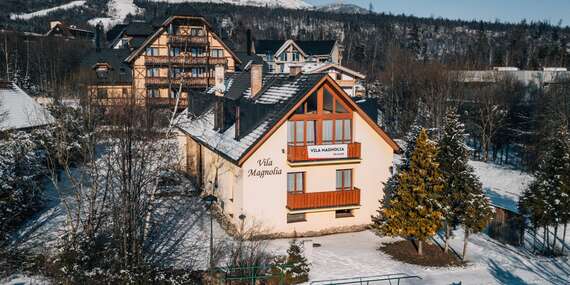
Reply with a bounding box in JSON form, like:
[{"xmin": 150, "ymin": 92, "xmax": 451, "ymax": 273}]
[
  {"xmin": 376, "ymin": 129, "xmax": 444, "ymax": 255},
  {"xmin": 437, "ymin": 111, "xmax": 475, "ymax": 253},
  {"xmin": 520, "ymin": 125, "xmax": 570, "ymax": 254}
]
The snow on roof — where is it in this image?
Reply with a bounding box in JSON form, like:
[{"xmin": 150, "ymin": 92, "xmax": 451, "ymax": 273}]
[{"xmin": 0, "ymin": 82, "xmax": 55, "ymax": 131}]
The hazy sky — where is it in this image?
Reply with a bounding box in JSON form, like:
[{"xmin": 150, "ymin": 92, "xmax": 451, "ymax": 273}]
[{"xmin": 307, "ymin": 0, "xmax": 570, "ymax": 26}]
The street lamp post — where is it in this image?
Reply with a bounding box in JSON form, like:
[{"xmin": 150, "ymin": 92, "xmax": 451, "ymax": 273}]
[{"xmin": 202, "ymin": 194, "xmax": 217, "ymax": 276}]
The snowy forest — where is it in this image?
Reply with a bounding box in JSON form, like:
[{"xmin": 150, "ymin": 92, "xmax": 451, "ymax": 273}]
[{"xmin": 1, "ymin": 1, "xmax": 570, "ymax": 284}]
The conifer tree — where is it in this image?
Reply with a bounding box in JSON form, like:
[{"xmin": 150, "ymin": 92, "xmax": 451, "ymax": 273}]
[
  {"xmin": 376, "ymin": 129, "xmax": 444, "ymax": 255},
  {"xmin": 437, "ymin": 110, "xmax": 474, "ymax": 253},
  {"xmin": 460, "ymin": 175, "xmax": 493, "ymax": 260},
  {"xmin": 519, "ymin": 125, "xmax": 570, "ymax": 254},
  {"xmin": 284, "ymin": 239, "xmax": 310, "ymax": 284}
]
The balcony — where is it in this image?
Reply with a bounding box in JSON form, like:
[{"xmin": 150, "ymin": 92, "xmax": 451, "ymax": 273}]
[
  {"xmin": 287, "ymin": 188, "xmax": 360, "ymax": 210},
  {"xmin": 145, "ymin": 56, "xmax": 226, "ymax": 66},
  {"xmin": 145, "ymin": 76, "xmax": 213, "ymax": 87},
  {"xmin": 147, "ymin": 97, "xmax": 188, "ymax": 108},
  {"xmin": 169, "ymin": 35, "xmax": 208, "ymax": 46},
  {"xmin": 287, "ymin": 142, "xmax": 361, "ymax": 163}
]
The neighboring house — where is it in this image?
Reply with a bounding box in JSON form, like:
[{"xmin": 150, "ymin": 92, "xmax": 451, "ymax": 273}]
[
  {"xmin": 455, "ymin": 67, "xmax": 570, "ymax": 87},
  {"xmin": 303, "ymin": 63, "xmax": 366, "ymax": 97},
  {"xmin": 46, "ymin": 21, "xmax": 94, "ymax": 40},
  {"xmin": 176, "ymin": 65, "xmax": 399, "ymax": 236},
  {"xmin": 0, "ymin": 81, "xmax": 55, "ymax": 131},
  {"xmin": 84, "ymin": 16, "xmax": 241, "ymax": 109},
  {"xmin": 254, "ymin": 39, "xmax": 342, "ymax": 74}
]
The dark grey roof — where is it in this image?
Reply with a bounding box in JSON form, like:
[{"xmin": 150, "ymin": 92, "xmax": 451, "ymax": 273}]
[
  {"xmin": 129, "ymin": 37, "xmax": 147, "ymax": 50},
  {"xmin": 254, "ymin": 40, "xmax": 336, "ymax": 56},
  {"xmin": 176, "ymin": 73, "xmax": 326, "ymax": 163},
  {"xmin": 106, "ymin": 24, "xmax": 127, "ymax": 42},
  {"xmin": 235, "ymin": 52, "xmax": 266, "ymax": 71},
  {"xmin": 81, "ymin": 49, "xmax": 132, "ymax": 84},
  {"xmin": 254, "ymin": 40, "xmax": 285, "ymax": 54},
  {"xmin": 124, "ymin": 21, "xmax": 155, "ymax": 36}
]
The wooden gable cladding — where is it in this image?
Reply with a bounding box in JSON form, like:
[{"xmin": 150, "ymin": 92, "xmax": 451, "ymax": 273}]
[{"xmin": 237, "ymin": 75, "xmax": 400, "ymax": 166}]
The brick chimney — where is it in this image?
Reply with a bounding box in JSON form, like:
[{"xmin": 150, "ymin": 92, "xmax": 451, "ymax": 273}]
[{"xmin": 250, "ymin": 64, "xmax": 263, "ymax": 97}]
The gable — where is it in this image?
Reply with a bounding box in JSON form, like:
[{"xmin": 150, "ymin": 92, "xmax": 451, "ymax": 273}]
[{"xmin": 238, "ymin": 76, "xmax": 399, "ymax": 165}]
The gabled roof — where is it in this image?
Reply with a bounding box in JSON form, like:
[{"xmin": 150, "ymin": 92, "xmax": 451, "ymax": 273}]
[
  {"xmin": 81, "ymin": 49, "xmax": 133, "ymax": 84},
  {"xmin": 0, "ymin": 82, "xmax": 55, "ymax": 131},
  {"xmin": 124, "ymin": 16, "xmax": 241, "ymax": 64},
  {"xmin": 176, "ymin": 73, "xmax": 399, "ymax": 166},
  {"xmin": 274, "ymin": 39, "xmax": 308, "ymax": 58},
  {"xmin": 254, "ymin": 39, "xmax": 337, "ymax": 57},
  {"xmin": 304, "ymin": 63, "xmax": 366, "ymax": 79}
]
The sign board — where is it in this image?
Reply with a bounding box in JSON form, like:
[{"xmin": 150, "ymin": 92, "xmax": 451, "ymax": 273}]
[{"xmin": 307, "ymin": 144, "xmax": 348, "ymax": 159}]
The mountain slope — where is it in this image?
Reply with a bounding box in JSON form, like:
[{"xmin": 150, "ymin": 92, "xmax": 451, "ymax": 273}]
[
  {"xmin": 148, "ymin": 0, "xmax": 312, "ymax": 10},
  {"xmin": 316, "ymin": 3, "xmax": 369, "ymax": 14}
]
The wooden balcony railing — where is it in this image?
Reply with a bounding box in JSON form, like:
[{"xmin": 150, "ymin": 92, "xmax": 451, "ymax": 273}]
[
  {"xmin": 287, "ymin": 188, "xmax": 361, "ymax": 210},
  {"xmin": 145, "ymin": 76, "xmax": 213, "ymax": 87},
  {"xmin": 147, "ymin": 97, "xmax": 188, "ymax": 108},
  {"xmin": 169, "ymin": 35, "xmax": 208, "ymax": 46},
  {"xmin": 287, "ymin": 142, "xmax": 361, "ymax": 162},
  {"xmin": 145, "ymin": 56, "xmax": 226, "ymax": 66}
]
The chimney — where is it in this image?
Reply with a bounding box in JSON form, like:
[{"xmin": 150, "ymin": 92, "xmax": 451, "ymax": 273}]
[
  {"xmin": 246, "ymin": 29, "xmax": 252, "ymax": 56},
  {"xmin": 214, "ymin": 64, "xmax": 225, "ymax": 96},
  {"xmin": 49, "ymin": 21, "xmax": 62, "ymax": 29},
  {"xmin": 95, "ymin": 21, "xmax": 104, "ymax": 52},
  {"xmin": 290, "ymin": 66, "xmax": 302, "ymax": 77},
  {"xmin": 250, "ymin": 64, "xmax": 263, "ymax": 97}
]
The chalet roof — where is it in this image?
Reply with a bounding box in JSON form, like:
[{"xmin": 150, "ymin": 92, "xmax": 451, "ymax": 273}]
[
  {"xmin": 255, "ymin": 40, "xmax": 337, "ymax": 56},
  {"xmin": 235, "ymin": 52, "xmax": 266, "ymax": 71},
  {"xmin": 0, "ymin": 82, "xmax": 55, "ymax": 131},
  {"xmin": 81, "ymin": 49, "xmax": 132, "ymax": 84},
  {"xmin": 177, "ymin": 73, "xmax": 324, "ymax": 163},
  {"xmin": 304, "ymin": 63, "xmax": 366, "ymax": 79},
  {"xmin": 123, "ymin": 21, "xmax": 155, "ymax": 36}
]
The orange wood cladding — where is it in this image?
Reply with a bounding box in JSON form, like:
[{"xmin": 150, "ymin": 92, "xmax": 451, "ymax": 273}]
[
  {"xmin": 287, "ymin": 188, "xmax": 360, "ymax": 210},
  {"xmin": 287, "ymin": 142, "xmax": 361, "ymax": 162},
  {"xmin": 145, "ymin": 56, "xmax": 227, "ymax": 66}
]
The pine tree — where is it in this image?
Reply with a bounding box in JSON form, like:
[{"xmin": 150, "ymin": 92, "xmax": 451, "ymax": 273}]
[
  {"xmin": 376, "ymin": 129, "xmax": 444, "ymax": 255},
  {"xmin": 519, "ymin": 125, "xmax": 570, "ymax": 255},
  {"xmin": 284, "ymin": 239, "xmax": 310, "ymax": 284},
  {"xmin": 460, "ymin": 174, "xmax": 493, "ymax": 260},
  {"xmin": 437, "ymin": 110, "xmax": 473, "ymax": 253}
]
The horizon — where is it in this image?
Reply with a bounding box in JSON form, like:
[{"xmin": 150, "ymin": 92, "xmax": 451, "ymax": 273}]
[{"xmin": 308, "ymin": 0, "xmax": 570, "ymax": 27}]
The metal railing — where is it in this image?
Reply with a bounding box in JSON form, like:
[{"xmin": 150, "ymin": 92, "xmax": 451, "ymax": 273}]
[{"xmin": 310, "ymin": 273, "xmax": 422, "ymax": 285}]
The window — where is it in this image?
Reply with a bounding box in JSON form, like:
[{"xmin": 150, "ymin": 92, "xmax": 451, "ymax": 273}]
[
  {"xmin": 266, "ymin": 51, "xmax": 274, "ymax": 62},
  {"xmin": 190, "ymin": 28, "xmax": 203, "ymax": 36},
  {"xmin": 146, "ymin": 47, "xmax": 158, "ymax": 56},
  {"xmin": 336, "ymin": 72, "xmax": 342, "ymax": 80},
  {"xmin": 292, "ymin": 52, "xmax": 300, "ymax": 61},
  {"xmin": 287, "ymin": 213, "xmax": 306, "ymax": 223},
  {"xmin": 147, "ymin": 88, "xmax": 159, "ymax": 98},
  {"xmin": 169, "ymin": 47, "xmax": 181, "ymax": 57},
  {"xmin": 147, "ymin": 67, "xmax": 160, "ymax": 77},
  {"xmin": 335, "ymin": 119, "xmax": 352, "ymax": 143},
  {"xmin": 287, "ymin": 121, "xmax": 315, "ymax": 146},
  {"xmin": 279, "ymin": 53, "xmax": 287, "ymax": 61},
  {"xmin": 171, "ymin": 67, "xmax": 184, "ymax": 78},
  {"xmin": 191, "ymin": 67, "xmax": 205, "ymax": 77},
  {"xmin": 268, "ymin": 64, "xmax": 275, "ymax": 73},
  {"xmin": 287, "ymin": 172, "xmax": 305, "ymax": 193},
  {"xmin": 210, "ymin": 49, "xmax": 224, "ymax": 58},
  {"xmin": 169, "ymin": 89, "xmax": 178, "ymax": 99},
  {"xmin": 336, "ymin": 169, "xmax": 352, "ymax": 191},
  {"xmin": 191, "ymin": 47, "xmax": 204, "ymax": 57},
  {"xmin": 335, "ymin": 209, "xmax": 354, "ymax": 218},
  {"xmin": 96, "ymin": 88, "xmax": 107, "ymax": 98}
]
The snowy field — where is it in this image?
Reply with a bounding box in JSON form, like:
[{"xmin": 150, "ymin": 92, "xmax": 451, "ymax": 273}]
[
  {"xmin": 9, "ymin": 1, "xmax": 86, "ymax": 21},
  {"xmin": 3, "ymin": 161, "xmax": 569, "ymax": 285}
]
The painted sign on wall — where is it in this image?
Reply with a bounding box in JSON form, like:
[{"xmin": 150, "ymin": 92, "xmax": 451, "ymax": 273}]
[
  {"xmin": 307, "ymin": 144, "xmax": 348, "ymax": 159},
  {"xmin": 247, "ymin": 158, "xmax": 282, "ymax": 178}
]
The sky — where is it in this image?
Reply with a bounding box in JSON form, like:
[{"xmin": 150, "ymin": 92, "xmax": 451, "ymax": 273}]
[{"xmin": 307, "ymin": 0, "xmax": 570, "ymax": 27}]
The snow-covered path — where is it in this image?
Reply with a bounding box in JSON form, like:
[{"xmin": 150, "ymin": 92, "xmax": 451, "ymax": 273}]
[
  {"xmin": 10, "ymin": 1, "xmax": 87, "ymax": 20},
  {"xmin": 268, "ymin": 230, "xmax": 569, "ymax": 284}
]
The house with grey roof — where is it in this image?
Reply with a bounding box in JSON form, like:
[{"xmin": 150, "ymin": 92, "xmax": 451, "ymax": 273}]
[
  {"xmin": 175, "ymin": 63, "xmax": 399, "ymax": 236},
  {"xmin": 0, "ymin": 81, "xmax": 55, "ymax": 131}
]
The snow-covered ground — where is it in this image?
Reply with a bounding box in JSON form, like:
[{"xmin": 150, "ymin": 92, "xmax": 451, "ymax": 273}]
[
  {"xmin": 88, "ymin": 0, "xmax": 143, "ymax": 30},
  {"xmin": 9, "ymin": 1, "xmax": 86, "ymax": 21},
  {"xmin": 268, "ymin": 230, "xmax": 570, "ymax": 285}
]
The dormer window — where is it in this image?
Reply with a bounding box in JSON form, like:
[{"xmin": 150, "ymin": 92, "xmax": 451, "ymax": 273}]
[
  {"xmin": 190, "ymin": 28, "xmax": 204, "ymax": 36},
  {"xmin": 95, "ymin": 63, "xmax": 110, "ymax": 79}
]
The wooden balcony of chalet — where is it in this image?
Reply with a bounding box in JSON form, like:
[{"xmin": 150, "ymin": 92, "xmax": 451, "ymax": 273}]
[
  {"xmin": 169, "ymin": 35, "xmax": 208, "ymax": 46},
  {"xmin": 145, "ymin": 55, "xmax": 227, "ymax": 66},
  {"xmin": 287, "ymin": 142, "xmax": 361, "ymax": 163},
  {"xmin": 147, "ymin": 97, "xmax": 188, "ymax": 108},
  {"xmin": 145, "ymin": 76, "xmax": 214, "ymax": 87},
  {"xmin": 286, "ymin": 188, "xmax": 361, "ymax": 210}
]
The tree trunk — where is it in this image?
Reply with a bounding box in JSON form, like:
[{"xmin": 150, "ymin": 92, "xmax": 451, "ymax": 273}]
[
  {"xmin": 444, "ymin": 221, "xmax": 450, "ymax": 253},
  {"xmin": 544, "ymin": 226, "xmax": 549, "ymax": 255},
  {"xmin": 418, "ymin": 240, "xmax": 423, "ymax": 255},
  {"xmin": 553, "ymin": 224, "xmax": 558, "ymax": 254},
  {"xmin": 562, "ymin": 222, "xmax": 567, "ymax": 254},
  {"xmin": 463, "ymin": 228, "xmax": 470, "ymax": 261}
]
